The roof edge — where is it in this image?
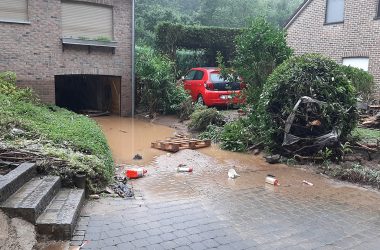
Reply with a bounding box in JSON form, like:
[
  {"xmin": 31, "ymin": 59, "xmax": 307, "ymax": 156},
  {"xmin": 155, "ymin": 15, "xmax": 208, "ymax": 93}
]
[{"xmin": 283, "ymin": 0, "xmax": 313, "ymax": 30}]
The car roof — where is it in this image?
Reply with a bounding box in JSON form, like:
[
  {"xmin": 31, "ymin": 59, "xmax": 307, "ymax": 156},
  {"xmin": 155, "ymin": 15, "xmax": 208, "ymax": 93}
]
[{"xmin": 191, "ymin": 67, "xmax": 220, "ymax": 72}]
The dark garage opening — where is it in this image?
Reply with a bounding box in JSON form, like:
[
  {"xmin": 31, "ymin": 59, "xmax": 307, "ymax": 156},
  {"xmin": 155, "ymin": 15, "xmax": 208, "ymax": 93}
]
[{"xmin": 55, "ymin": 75, "xmax": 121, "ymax": 115}]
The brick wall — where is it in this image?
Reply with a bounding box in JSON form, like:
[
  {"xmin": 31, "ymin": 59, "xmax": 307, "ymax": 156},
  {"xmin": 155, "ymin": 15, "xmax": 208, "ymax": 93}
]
[
  {"xmin": 0, "ymin": 0, "xmax": 133, "ymax": 116},
  {"xmin": 286, "ymin": 0, "xmax": 380, "ymax": 100}
]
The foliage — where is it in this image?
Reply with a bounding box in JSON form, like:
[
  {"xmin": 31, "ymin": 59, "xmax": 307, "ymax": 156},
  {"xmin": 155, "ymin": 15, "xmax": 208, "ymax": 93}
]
[
  {"xmin": 188, "ymin": 106, "xmax": 225, "ymax": 131},
  {"xmin": 176, "ymin": 49, "xmax": 207, "ymax": 77},
  {"xmin": 340, "ymin": 65, "xmax": 375, "ymax": 102},
  {"xmin": 177, "ymin": 97, "xmax": 194, "ymax": 122},
  {"xmin": 230, "ymin": 18, "xmax": 293, "ymax": 104},
  {"xmin": 322, "ymin": 163, "xmax": 380, "ymax": 189},
  {"xmin": 199, "ymin": 124, "xmax": 224, "ymax": 142},
  {"xmin": 0, "ymin": 71, "xmax": 38, "ymax": 103},
  {"xmin": 136, "ymin": 0, "xmax": 304, "ymax": 45},
  {"xmin": 256, "ymin": 54, "xmax": 358, "ymax": 153},
  {"xmin": 155, "ymin": 23, "xmax": 242, "ymax": 65},
  {"xmin": 136, "ymin": 0, "xmax": 198, "ymax": 46},
  {"xmin": 219, "ymin": 119, "xmax": 256, "ymax": 152},
  {"xmin": 0, "ymin": 76, "xmax": 114, "ymax": 192},
  {"xmin": 351, "ymin": 127, "xmax": 380, "ymax": 141},
  {"xmin": 136, "ymin": 47, "xmax": 189, "ymax": 114}
]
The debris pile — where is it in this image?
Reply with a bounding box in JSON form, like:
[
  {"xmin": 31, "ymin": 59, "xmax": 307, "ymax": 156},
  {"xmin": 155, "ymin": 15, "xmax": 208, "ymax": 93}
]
[{"xmin": 361, "ymin": 112, "xmax": 380, "ymax": 128}]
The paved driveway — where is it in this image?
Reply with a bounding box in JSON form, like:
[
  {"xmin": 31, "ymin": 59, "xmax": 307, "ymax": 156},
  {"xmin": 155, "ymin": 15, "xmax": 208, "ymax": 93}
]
[{"xmin": 73, "ymin": 149, "xmax": 380, "ymax": 250}]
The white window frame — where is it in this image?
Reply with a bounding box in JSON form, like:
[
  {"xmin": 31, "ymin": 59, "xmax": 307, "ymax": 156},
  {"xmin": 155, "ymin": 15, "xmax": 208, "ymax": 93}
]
[{"xmin": 342, "ymin": 57, "xmax": 370, "ymax": 72}]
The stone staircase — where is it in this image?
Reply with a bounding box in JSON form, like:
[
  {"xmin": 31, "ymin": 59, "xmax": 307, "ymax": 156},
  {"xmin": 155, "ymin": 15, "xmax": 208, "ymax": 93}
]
[{"xmin": 0, "ymin": 163, "xmax": 85, "ymax": 240}]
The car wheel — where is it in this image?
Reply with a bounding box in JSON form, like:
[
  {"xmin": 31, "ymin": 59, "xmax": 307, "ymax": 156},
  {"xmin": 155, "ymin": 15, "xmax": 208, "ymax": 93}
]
[{"xmin": 197, "ymin": 95, "xmax": 205, "ymax": 106}]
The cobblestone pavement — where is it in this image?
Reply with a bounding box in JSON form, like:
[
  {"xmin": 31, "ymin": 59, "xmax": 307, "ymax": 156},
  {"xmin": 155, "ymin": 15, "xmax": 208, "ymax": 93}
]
[{"xmin": 72, "ymin": 149, "xmax": 380, "ymax": 250}]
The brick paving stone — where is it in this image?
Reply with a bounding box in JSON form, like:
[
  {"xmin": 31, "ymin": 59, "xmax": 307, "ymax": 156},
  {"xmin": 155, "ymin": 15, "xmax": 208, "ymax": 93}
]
[{"xmin": 74, "ymin": 149, "xmax": 380, "ymax": 250}]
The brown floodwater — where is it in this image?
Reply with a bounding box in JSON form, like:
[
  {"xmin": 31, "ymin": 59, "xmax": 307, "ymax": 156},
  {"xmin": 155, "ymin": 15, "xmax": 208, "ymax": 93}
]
[
  {"xmin": 94, "ymin": 116, "xmax": 175, "ymax": 165},
  {"xmin": 95, "ymin": 116, "xmax": 380, "ymax": 210}
]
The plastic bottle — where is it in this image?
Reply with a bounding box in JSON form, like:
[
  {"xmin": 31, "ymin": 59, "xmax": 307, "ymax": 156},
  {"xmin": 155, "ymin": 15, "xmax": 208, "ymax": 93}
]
[
  {"xmin": 265, "ymin": 175, "xmax": 279, "ymax": 186},
  {"xmin": 177, "ymin": 166, "xmax": 193, "ymax": 172},
  {"xmin": 125, "ymin": 168, "xmax": 147, "ymax": 179}
]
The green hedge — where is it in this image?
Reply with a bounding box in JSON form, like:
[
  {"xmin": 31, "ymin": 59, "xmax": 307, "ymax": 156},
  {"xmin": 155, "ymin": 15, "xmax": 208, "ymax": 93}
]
[
  {"xmin": 340, "ymin": 65, "xmax": 375, "ymax": 102},
  {"xmin": 155, "ymin": 22, "xmax": 242, "ymax": 65}
]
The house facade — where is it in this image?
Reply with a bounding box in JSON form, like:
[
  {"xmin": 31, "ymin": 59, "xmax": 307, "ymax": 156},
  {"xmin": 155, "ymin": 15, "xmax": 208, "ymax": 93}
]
[
  {"xmin": 0, "ymin": 0, "xmax": 133, "ymax": 116},
  {"xmin": 285, "ymin": 0, "xmax": 380, "ymax": 99}
]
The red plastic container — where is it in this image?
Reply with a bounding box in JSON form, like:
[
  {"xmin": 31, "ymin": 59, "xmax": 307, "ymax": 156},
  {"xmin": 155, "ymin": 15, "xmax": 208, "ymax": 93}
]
[{"xmin": 126, "ymin": 168, "xmax": 147, "ymax": 179}]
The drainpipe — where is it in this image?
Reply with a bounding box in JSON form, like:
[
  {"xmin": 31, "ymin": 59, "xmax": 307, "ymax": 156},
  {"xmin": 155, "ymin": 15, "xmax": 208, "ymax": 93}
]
[{"xmin": 131, "ymin": 0, "xmax": 136, "ymax": 117}]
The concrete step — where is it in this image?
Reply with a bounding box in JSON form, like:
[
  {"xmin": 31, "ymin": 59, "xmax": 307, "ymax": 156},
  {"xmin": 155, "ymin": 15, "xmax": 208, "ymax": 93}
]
[
  {"xmin": 1, "ymin": 176, "xmax": 61, "ymax": 223},
  {"xmin": 0, "ymin": 163, "xmax": 36, "ymax": 203},
  {"xmin": 36, "ymin": 188, "xmax": 85, "ymax": 240}
]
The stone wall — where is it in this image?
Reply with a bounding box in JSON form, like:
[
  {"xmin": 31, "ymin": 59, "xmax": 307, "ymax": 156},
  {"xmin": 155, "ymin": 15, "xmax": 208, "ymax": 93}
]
[
  {"xmin": 0, "ymin": 0, "xmax": 133, "ymax": 116},
  {"xmin": 286, "ymin": 0, "xmax": 380, "ymax": 100}
]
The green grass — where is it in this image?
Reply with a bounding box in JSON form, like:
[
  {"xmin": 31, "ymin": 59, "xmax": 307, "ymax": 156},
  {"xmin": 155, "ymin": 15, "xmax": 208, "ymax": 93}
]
[
  {"xmin": 0, "ymin": 93, "xmax": 114, "ymax": 192},
  {"xmin": 351, "ymin": 127, "xmax": 380, "ymax": 141}
]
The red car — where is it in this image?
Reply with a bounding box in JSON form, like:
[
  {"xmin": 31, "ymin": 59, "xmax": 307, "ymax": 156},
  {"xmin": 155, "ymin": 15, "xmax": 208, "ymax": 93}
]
[{"xmin": 182, "ymin": 67, "xmax": 245, "ymax": 107}]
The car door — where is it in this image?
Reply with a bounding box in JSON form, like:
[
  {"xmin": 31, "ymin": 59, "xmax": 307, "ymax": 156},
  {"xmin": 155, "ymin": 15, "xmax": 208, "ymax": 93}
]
[
  {"xmin": 183, "ymin": 70, "xmax": 197, "ymax": 99},
  {"xmin": 192, "ymin": 70, "xmax": 205, "ymax": 97}
]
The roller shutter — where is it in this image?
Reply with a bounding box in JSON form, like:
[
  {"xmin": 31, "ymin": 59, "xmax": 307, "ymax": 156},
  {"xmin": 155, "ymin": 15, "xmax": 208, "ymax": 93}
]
[
  {"xmin": 0, "ymin": 0, "xmax": 28, "ymax": 22},
  {"xmin": 62, "ymin": 1, "xmax": 113, "ymax": 40}
]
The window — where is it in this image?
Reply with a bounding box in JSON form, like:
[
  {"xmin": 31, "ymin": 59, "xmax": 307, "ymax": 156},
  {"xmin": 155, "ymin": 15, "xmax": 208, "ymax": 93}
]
[
  {"xmin": 184, "ymin": 71, "xmax": 196, "ymax": 80},
  {"xmin": 325, "ymin": 0, "xmax": 345, "ymax": 24},
  {"xmin": 0, "ymin": 0, "xmax": 28, "ymax": 23},
  {"xmin": 377, "ymin": 1, "xmax": 380, "ymax": 18},
  {"xmin": 193, "ymin": 71, "xmax": 204, "ymax": 80},
  {"xmin": 62, "ymin": 1, "xmax": 113, "ymax": 40},
  {"xmin": 343, "ymin": 57, "xmax": 369, "ymax": 71}
]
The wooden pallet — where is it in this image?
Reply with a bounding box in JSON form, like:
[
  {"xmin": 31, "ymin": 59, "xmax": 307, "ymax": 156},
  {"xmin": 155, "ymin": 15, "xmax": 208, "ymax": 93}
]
[{"xmin": 151, "ymin": 137, "xmax": 211, "ymax": 153}]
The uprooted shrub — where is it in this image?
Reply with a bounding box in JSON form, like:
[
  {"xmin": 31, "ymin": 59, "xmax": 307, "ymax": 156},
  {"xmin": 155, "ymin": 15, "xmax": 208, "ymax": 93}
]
[
  {"xmin": 188, "ymin": 106, "xmax": 225, "ymax": 131},
  {"xmin": 255, "ymin": 54, "xmax": 358, "ymax": 155}
]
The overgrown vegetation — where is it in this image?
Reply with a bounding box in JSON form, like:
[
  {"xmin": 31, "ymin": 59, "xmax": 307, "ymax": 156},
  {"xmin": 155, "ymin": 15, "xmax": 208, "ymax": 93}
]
[
  {"xmin": 188, "ymin": 106, "xmax": 225, "ymax": 131},
  {"xmin": 0, "ymin": 71, "xmax": 113, "ymax": 192},
  {"xmin": 156, "ymin": 23, "xmax": 241, "ymax": 65},
  {"xmin": 340, "ymin": 65, "xmax": 375, "ymax": 102},
  {"xmin": 136, "ymin": 47, "xmax": 189, "ymax": 115},
  {"xmin": 257, "ymin": 54, "xmax": 358, "ymax": 153},
  {"xmin": 136, "ymin": 0, "xmax": 304, "ymax": 46},
  {"xmin": 217, "ymin": 54, "xmax": 359, "ymax": 156},
  {"xmin": 220, "ymin": 18, "xmax": 293, "ymax": 103}
]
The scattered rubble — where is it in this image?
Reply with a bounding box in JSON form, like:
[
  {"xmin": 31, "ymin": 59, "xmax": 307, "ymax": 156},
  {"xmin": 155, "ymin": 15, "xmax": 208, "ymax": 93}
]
[{"xmin": 361, "ymin": 112, "xmax": 380, "ymax": 128}]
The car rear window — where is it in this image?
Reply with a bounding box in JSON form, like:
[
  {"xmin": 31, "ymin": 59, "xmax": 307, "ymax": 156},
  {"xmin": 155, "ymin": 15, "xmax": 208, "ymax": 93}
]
[{"xmin": 210, "ymin": 73, "xmax": 227, "ymax": 83}]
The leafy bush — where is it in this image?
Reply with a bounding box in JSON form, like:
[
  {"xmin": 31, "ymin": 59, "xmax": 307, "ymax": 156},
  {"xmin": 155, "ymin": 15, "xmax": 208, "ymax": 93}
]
[
  {"xmin": 231, "ymin": 18, "xmax": 293, "ymax": 103},
  {"xmin": 0, "ymin": 71, "xmax": 38, "ymax": 103},
  {"xmin": 220, "ymin": 119, "xmax": 256, "ymax": 152},
  {"xmin": 256, "ymin": 54, "xmax": 358, "ymax": 152},
  {"xmin": 199, "ymin": 124, "xmax": 224, "ymax": 142},
  {"xmin": 340, "ymin": 65, "xmax": 375, "ymax": 102},
  {"xmin": 188, "ymin": 106, "xmax": 225, "ymax": 131},
  {"xmin": 136, "ymin": 46, "xmax": 189, "ymax": 114}
]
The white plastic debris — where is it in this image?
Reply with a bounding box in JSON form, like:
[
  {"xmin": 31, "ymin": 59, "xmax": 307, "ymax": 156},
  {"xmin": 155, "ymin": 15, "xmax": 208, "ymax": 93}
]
[
  {"xmin": 228, "ymin": 169, "xmax": 240, "ymax": 179},
  {"xmin": 302, "ymin": 180, "xmax": 314, "ymax": 186}
]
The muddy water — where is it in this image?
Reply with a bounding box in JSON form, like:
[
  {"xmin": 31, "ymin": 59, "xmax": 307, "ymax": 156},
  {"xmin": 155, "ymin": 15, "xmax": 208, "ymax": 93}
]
[
  {"xmin": 94, "ymin": 116, "xmax": 175, "ymax": 165},
  {"xmin": 96, "ymin": 116, "xmax": 380, "ymax": 210}
]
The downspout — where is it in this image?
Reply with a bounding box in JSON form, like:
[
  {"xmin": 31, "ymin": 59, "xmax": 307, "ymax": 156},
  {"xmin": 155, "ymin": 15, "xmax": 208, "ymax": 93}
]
[{"xmin": 131, "ymin": 0, "xmax": 136, "ymax": 117}]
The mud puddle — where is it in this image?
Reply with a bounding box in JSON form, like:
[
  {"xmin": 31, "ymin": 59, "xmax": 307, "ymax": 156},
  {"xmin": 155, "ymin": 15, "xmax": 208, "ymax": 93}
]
[{"xmin": 94, "ymin": 116, "xmax": 175, "ymax": 165}]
